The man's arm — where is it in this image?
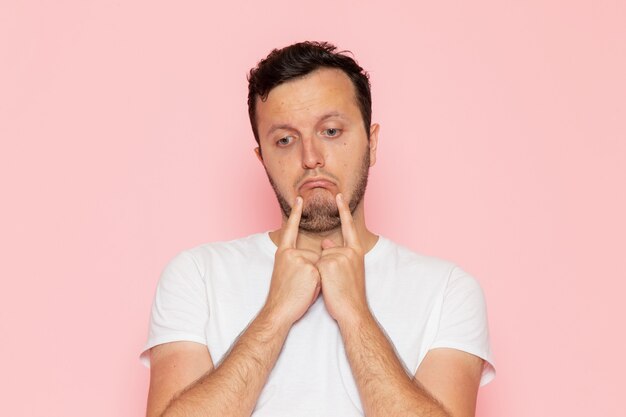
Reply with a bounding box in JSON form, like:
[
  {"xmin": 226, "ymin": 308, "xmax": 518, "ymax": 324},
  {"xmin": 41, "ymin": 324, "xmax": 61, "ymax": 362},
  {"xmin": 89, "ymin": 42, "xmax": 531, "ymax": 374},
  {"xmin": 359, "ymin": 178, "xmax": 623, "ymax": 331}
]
[
  {"xmin": 146, "ymin": 196, "xmax": 321, "ymax": 417},
  {"xmin": 318, "ymin": 194, "xmax": 483, "ymax": 417},
  {"xmin": 339, "ymin": 310, "xmax": 448, "ymax": 416},
  {"xmin": 415, "ymin": 348, "xmax": 484, "ymax": 417},
  {"xmin": 339, "ymin": 311, "xmax": 483, "ymax": 417},
  {"xmin": 148, "ymin": 307, "xmax": 291, "ymax": 417},
  {"xmin": 146, "ymin": 341, "xmax": 214, "ymax": 417}
]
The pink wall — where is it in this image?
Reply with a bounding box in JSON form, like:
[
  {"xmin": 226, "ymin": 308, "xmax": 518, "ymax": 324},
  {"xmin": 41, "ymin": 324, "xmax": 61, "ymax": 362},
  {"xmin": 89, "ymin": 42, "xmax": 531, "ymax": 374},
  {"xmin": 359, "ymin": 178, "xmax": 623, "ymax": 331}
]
[{"xmin": 2, "ymin": 1, "xmax": 624, "ymax": 416}]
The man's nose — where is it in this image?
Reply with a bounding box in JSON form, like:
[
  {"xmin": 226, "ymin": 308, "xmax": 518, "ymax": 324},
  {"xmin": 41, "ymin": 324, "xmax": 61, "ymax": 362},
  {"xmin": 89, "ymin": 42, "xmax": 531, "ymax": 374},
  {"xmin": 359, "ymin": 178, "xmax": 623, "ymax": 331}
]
[{"xmin": 301, "ymin": 136, "xmax": 325, "ymax": 169}]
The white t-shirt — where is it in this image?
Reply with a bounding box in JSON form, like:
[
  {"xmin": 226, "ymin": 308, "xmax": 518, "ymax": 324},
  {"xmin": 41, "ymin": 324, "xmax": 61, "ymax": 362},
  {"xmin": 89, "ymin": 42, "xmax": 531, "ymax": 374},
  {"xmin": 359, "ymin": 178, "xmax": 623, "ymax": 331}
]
[{"xmin": 141, "ymin": 232, "xmax": 495, "ymax": 416}]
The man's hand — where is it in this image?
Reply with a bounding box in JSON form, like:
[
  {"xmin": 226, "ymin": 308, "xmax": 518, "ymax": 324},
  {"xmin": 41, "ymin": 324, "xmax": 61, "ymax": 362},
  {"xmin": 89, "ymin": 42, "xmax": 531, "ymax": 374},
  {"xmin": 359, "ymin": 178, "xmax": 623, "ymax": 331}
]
[
  {"xmin": 316, "ymin": 193, "xmax": 368, "ymax": 324},
  {"xmin": 264, "ymin": 196, "xmax": 322, "ymax": 326}
]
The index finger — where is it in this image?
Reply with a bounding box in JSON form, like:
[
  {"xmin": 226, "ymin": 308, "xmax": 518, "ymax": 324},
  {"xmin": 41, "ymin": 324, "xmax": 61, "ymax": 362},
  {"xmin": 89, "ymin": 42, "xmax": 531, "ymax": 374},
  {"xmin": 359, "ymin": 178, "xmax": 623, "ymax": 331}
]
[
  {"xmin": 336, "ymin": 193, "xmax": 359, "ymax": 248},
  {"xmin": 280, "ymin": 196, "xmax": 302, "ymax": 249}
]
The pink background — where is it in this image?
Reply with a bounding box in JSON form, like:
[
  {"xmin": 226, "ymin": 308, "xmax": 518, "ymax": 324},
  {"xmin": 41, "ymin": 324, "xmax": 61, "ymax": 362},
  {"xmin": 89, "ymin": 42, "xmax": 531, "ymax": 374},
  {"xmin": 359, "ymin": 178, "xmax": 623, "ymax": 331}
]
[{"xmin": 1, "ymin": 1, "xmax": 625, "ymax": 416}]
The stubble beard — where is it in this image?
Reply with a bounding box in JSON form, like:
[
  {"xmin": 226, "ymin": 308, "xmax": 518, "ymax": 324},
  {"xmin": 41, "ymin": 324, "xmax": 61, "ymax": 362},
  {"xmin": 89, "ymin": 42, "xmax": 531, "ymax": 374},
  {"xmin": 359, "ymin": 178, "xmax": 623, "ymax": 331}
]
[{"xmin": 265, "ymin": 149, "xmax": 371, "ymax": 233}]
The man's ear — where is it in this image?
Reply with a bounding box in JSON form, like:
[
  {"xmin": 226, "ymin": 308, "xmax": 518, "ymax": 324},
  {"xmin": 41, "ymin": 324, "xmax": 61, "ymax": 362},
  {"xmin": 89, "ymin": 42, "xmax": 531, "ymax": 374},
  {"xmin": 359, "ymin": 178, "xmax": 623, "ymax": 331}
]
[
  {"xmin": 368, "ymin": 123, "xmax": 380, "ymax": 167},
  {"xmin": 254, "ymin": 146, "xmax": 263, "ymax": 162}
]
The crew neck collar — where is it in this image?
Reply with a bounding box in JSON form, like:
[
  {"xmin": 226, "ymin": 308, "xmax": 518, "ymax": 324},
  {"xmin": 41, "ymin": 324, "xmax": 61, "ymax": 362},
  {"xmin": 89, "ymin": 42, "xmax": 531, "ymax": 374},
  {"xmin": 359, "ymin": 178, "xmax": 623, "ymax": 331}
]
[{"xmin": 258, "ymin": 231, "xmax": 389, "ymax": 265}]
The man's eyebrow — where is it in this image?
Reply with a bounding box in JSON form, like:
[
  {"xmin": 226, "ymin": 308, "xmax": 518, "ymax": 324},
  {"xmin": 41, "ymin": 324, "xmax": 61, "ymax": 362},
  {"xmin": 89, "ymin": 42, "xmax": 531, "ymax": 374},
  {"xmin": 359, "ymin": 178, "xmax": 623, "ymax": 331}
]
[
  {"xmin": 318, "ymin": 111, "xmax": 344, "ymax": 122},
  {"xmin": 266, "ymin": 123, "xmax": 295, "ymax": 137},
  {"xmin": 265, "ymin": 112, "xmax": 346, "ymax": 137}
]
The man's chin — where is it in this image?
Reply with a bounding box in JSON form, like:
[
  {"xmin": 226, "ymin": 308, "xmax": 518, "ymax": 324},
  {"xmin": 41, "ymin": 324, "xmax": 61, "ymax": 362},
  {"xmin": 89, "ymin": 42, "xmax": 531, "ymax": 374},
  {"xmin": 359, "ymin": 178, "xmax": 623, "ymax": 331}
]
[
  {"xmin": 301, "ymin": 192, "xmax": 336, "ymax": 210},
  {"xmin": 299, "ymin": 197, "xmax": 341, "ymax": 233},
  {"xmin": 298, "ymin": 214, "xmax": 342, "ymax": 233},
  {"xmin": 300, "ymin": 187, "xmax": 335, "ymax": 201}
]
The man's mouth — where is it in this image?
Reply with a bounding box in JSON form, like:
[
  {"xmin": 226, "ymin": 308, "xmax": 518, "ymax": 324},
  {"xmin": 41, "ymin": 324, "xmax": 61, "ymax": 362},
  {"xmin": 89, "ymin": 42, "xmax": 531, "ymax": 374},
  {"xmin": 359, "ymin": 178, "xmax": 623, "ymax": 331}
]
[{"xmin": 299, "ymin": 178, "xmax": 336, "ymax": 192}]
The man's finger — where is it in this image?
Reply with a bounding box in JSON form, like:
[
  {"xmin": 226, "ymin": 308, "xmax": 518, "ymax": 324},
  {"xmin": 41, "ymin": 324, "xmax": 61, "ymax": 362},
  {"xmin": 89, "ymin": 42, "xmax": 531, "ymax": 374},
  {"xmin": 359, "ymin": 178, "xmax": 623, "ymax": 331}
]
[
  {"xmin": 280, "ymin": 196, "xmax": 302, "ymax": 249},
  {"xmin": 336, "ymin": 193, "xmax": 358, "ymax": 248},
  {"xmin": 298, "ymin": 248, "xmax": 321, "ymax": 264}
]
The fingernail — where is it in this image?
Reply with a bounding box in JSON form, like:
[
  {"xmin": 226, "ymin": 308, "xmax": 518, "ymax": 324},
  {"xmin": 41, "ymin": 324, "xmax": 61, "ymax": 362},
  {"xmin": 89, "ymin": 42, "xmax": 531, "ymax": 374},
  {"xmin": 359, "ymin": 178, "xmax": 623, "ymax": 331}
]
[
  {"xmin": 295, "ymin": 196, "xmax": 302, "ymax": 205},
  {"xmin": 337, "ymin": 193, "xmax": 343, "ymax": 202}
]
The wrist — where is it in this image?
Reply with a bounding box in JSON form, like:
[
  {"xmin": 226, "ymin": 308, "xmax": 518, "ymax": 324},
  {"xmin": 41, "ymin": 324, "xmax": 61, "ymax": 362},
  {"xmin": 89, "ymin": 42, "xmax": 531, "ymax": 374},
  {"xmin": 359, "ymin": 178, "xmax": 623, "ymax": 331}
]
[
  {"xmin": 258, "ymin": 302, "xmax": 296, "ymax": 334},
  {"xmin": 336, "ymin": 303, "xmax": 373, "ymax": 333}
]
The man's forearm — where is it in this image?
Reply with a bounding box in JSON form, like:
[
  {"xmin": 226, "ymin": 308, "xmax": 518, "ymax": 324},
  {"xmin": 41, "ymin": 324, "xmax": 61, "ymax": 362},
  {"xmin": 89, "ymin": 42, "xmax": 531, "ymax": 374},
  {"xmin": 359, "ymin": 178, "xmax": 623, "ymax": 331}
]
[
  {"xmin": 161, "ymin": 307, "xmax": 290, "ymax": 417},
  {"xmin": 339, "ymin": 310, "xmax": 450, "ymax": 417}
]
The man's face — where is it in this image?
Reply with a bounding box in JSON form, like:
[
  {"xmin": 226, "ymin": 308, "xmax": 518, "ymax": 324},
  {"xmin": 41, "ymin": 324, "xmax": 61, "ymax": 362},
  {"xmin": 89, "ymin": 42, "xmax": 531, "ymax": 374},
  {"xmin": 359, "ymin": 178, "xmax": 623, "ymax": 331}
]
[{"xmin": 254, "ymin": 67, "xmax": 379, "ymax": 232}]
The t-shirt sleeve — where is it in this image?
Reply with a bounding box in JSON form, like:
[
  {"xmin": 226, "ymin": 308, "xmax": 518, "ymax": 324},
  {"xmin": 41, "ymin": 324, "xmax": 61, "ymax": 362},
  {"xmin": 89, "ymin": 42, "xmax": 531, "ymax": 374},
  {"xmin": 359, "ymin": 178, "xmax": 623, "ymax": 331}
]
[
  {"xmin": 430, "ymin": 266, "xmax": 496, "ymax": 386},
  {"xmin": 139, "ymin": 250, "xmax": 209, "ymax": 368}
]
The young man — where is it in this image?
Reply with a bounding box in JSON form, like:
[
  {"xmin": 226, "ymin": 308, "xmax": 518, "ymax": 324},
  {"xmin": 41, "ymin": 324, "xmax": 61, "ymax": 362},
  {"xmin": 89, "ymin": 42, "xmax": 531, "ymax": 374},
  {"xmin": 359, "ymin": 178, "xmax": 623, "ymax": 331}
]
[{"xmin": 141, "ymin": 41, "xmax": 495, "ymax": 417}]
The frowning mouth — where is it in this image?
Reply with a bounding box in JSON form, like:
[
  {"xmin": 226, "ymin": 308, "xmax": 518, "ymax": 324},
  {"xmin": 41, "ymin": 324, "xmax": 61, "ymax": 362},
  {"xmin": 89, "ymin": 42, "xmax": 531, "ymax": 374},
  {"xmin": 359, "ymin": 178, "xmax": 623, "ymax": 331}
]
[{"xmin": 298, "ymin": 177, "xmax": 336, "ymax": 192}]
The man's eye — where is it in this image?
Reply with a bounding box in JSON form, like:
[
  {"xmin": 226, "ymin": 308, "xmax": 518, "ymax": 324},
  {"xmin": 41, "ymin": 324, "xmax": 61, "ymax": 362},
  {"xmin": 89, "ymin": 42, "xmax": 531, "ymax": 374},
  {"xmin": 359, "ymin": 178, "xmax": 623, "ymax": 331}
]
[
  {"xmin": 277, "ymin": 136, "xmax": 293, "ymax": 146},
  {"xmin": 322, "ymin": 128, "xmax": 341, "ymax": 137}
]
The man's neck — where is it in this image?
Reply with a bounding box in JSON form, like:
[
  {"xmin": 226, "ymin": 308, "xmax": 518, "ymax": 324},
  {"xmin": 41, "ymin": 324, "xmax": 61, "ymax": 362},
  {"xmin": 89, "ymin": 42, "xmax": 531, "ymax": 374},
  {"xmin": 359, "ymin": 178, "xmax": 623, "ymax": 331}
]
[{"xmin": 268, "ymin": 205, "xmax": 379, "ymax": 256}]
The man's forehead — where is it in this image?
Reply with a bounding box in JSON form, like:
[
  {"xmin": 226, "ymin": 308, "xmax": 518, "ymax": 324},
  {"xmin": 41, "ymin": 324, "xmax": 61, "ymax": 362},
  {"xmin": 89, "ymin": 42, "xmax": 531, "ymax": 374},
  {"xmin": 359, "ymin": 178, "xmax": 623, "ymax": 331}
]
[
  {"xmin": 255, "ymin": 68, "xmax": 360, "ymax": 132},
  {"xmin": 264, "ymin": 67, "xmax": 354, "ymax": 99}
]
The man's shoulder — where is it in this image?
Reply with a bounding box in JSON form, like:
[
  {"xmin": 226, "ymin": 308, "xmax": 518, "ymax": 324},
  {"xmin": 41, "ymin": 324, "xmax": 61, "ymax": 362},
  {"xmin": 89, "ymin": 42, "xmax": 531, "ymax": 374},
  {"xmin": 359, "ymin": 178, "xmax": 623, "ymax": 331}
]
[
  {"xmin": 179, "ymin": 231, "xmax": 275, "ymax": 263},
  {"xmin": 375, "ymin": 236, "xmax": 457, "ymax": 274},
  {"xmin": 373, "ymin": 236, "xmax": 482, "ymax": 295}
]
